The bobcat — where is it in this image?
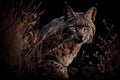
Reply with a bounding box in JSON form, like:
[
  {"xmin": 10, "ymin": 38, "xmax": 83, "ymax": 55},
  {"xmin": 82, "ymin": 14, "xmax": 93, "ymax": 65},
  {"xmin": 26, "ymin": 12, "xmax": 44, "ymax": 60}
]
[{"xmin": 37, "ymin": 6, "xmax": 97, "ymax": 80}]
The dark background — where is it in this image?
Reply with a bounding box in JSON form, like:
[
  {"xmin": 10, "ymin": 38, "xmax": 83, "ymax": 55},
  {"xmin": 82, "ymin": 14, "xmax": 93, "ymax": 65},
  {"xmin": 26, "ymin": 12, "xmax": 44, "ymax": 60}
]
[
  {"xmin": 40, "ymin": 0, "xmax": 120, "ymax": 39},
  {"xmin": 0, "ymin": 0, "xmax": 120, "ymax": 33},
  {"xmin": 39, "ymin": 0, "xmax": 120, "ymax": 34}
]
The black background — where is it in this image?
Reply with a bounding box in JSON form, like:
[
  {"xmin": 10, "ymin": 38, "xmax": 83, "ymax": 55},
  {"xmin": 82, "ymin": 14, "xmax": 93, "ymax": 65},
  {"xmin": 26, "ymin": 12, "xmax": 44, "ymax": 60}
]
[{"xmin": 0, "ymin": 0, "xmax": 120, "ymax": 32}]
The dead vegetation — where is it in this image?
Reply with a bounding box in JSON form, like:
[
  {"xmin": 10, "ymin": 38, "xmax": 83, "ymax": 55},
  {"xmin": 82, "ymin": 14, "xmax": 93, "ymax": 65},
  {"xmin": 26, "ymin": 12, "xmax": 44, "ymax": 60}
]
[{"xmin": 0, "ymin": 0, "xmax": 44, "ymax": 76}]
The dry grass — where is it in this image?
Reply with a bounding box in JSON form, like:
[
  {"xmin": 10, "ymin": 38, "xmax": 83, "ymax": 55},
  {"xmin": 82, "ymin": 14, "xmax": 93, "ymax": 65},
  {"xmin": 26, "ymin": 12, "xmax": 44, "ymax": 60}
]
[{"xmin": 1, "ymin": 0, "xmax": 44, "ymax": 76}]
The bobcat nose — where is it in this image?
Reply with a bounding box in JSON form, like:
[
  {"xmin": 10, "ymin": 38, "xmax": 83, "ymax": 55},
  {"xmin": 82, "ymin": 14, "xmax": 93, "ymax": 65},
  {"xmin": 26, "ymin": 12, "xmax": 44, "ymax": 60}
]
[
  {"xmin": 74, "ymin": 35, "xmax": 83, "ymax": 43},
  {"xmin": 77, "ymin": 35, "xmax": 83, "ymax": 43},
  {"xmin": 78, "ymin": 35, "xmax": 83, "ymax": 39}
]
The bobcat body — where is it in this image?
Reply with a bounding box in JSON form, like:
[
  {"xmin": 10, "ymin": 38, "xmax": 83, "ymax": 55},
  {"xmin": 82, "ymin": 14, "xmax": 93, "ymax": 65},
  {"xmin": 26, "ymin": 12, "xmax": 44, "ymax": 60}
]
[{"xmin": 38, "ymin": 6, "xmax": 97, "ymax": 80}]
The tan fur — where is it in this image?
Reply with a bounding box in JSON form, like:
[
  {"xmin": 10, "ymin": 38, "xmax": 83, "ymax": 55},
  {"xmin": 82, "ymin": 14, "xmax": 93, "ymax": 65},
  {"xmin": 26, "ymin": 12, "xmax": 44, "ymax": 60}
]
[{"xmin": 38, "ymin": 6, "xmax": 97, "ymax": 80}]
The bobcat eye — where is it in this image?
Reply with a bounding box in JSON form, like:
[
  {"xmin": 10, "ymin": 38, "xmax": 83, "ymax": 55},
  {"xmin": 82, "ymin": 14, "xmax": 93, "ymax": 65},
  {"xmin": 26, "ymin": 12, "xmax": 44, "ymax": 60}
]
[
  {"xmin": 83, "ymin": 26, "xmax": 89, "ymax": 33},
  {"xmin": 69, "ymin": 26, "xmax": 76, "ymax": 32}
]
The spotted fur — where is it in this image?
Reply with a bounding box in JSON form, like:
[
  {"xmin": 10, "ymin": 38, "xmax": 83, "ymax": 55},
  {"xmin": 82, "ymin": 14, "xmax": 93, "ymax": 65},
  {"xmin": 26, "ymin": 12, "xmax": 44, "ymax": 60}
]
[{"xmin": 38, "ymin": 6, "xmax": 97, "ymax": 80}]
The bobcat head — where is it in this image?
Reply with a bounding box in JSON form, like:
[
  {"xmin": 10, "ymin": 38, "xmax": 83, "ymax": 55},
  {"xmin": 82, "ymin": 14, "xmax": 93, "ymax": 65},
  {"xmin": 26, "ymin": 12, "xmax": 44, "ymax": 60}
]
[{"xmin": 62, "ymin": 6, "xmax": 97, "ymax": 44}]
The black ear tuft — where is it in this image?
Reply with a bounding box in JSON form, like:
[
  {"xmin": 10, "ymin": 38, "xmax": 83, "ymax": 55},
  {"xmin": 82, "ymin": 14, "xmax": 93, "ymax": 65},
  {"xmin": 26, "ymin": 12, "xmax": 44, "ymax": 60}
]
[
  {"xmin": 64, "ymin": 6, "xmax": 75, "ymax": 20},
  {"xmin": 84, "ymin": 7, "xmax": 97, "ymax": 22}
]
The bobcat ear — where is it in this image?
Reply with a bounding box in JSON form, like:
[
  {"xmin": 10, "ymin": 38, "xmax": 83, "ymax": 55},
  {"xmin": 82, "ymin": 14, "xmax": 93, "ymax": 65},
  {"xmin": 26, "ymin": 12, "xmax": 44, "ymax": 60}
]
[
  {"xmin": 84, "ymin": 7, "xmax": 97, "ymax": 22},
  {"xmin": 64, "ymin": 6, "xmax": 75, "ymax": 20}
]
